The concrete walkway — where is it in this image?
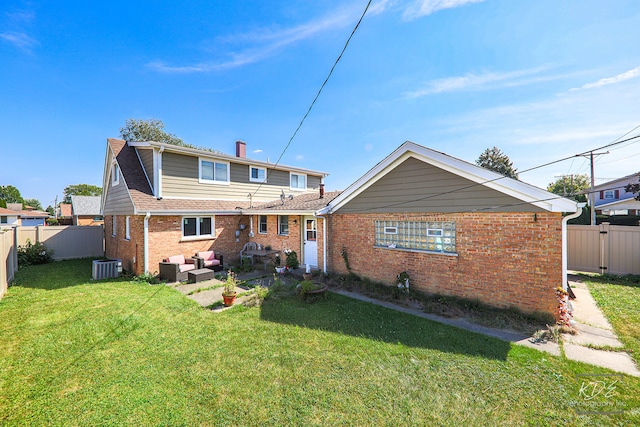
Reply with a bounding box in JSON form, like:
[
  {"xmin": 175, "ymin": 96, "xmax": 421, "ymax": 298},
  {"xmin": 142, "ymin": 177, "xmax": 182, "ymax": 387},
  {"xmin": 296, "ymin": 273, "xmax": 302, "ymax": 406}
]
[{"xmin": 563, "ymin": 276, "xmax": 639, "ymax": 377}]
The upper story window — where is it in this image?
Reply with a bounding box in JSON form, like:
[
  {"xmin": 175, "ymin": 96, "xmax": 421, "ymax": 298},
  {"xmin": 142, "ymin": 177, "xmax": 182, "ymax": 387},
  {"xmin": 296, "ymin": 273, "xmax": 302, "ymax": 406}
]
[
  {"xmin": 259, "ymin": 215, "xmax": 267, "ymax": 234},
  {"xmin": 111, "ymin": 163, "xmax": 120, "ymax": 186},
  {"xmin": 601, "ymin": 189, "xmax": 620, "ymax": 200},
  {"xmin": 183, "ymin": 216, "xmax": 214, "ymax": 240},
  {"xmin": 604, "ymin": 190, "xmax": 614, "ymax": 199},
  {"xmin": 250, "ymin": 166, "xmax": 267, "ymax": 183},
  {"xmin": 290, "ymin": 173, "xmax": 306, "ymax": 191},
  {"xmin": 199, "ymin": 159, "xmax": 229, "ymax": 184}
]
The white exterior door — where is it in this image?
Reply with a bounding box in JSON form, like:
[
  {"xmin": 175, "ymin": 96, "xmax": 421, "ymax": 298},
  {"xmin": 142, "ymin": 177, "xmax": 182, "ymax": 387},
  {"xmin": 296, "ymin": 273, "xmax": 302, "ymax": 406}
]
[{"xmin": 303, "ymin": 216, "xmax": 318, "ymax": 268}]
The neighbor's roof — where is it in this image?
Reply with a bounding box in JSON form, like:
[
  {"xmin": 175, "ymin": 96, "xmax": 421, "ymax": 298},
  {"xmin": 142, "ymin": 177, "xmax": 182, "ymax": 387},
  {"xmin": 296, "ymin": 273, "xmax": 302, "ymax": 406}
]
[
  {"xmin": 592, "ymin": 172, "xmax": 640, "ymax": 190},
  {"xmin": 324, "ymin": 141, "xmax": 578, "ymax": 214},
  {"xmin": 0, "ymin": 207, "xmax": 18, "ymax": 216},
  {"xmin": 245, "ymin": 191, "xmax": 342, "ymax": 215},
  {"xmin": 58, "ymin": 203, "xmax": 72, "ymax": 217},
  {"xmin": 70, "ymin": 195, "xmax": 102, "ymax": 216}
]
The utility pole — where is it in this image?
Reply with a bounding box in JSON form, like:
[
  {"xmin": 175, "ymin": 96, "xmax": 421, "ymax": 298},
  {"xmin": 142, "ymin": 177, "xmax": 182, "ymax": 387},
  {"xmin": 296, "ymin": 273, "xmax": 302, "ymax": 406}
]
[{"xmin": 577, "ymin": 151, "xmax": 609, "ymax": 225}]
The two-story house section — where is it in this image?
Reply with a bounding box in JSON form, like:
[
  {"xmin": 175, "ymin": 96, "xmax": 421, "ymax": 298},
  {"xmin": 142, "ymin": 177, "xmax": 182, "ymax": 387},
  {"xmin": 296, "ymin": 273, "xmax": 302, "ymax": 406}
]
[
  {"xmin": 592, "ymin": 172, "xmax": 640, "ymax": 215},
  {"xmin": 101, "ymin": 138, "xmax": 332, "ymax": 275}
]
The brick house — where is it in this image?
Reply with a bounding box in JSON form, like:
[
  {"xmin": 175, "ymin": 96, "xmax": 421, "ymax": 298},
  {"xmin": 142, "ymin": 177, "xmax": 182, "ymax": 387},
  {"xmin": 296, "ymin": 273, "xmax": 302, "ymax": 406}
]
[
  {"xmin": 101, "ymin": 138, "xmax": 332, "ymax": 275},
  {"xmin": 319, "ymin": 141, "xmax": 578, "ymax": 318}
]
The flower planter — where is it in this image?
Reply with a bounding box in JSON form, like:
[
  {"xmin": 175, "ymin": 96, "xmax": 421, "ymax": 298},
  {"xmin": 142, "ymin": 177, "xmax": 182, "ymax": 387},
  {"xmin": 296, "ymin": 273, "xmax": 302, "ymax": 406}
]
[
  {"xmin": 300, "ymin": 284, "xmax": 329, "ymax": 301},
  {"xmin": 222, "ymin": 292, "xmax": 237, "ymax": 307},
  {"xmin": 275, "ymin": 267, "xmax": 286, "ymax": 274}
]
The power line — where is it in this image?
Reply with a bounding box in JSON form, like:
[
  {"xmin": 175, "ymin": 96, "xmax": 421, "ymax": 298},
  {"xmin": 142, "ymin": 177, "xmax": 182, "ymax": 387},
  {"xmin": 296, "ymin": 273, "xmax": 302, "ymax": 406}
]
[{"xmin": 251, "ymin": 0, "xmax": 373, "ymax": 198}]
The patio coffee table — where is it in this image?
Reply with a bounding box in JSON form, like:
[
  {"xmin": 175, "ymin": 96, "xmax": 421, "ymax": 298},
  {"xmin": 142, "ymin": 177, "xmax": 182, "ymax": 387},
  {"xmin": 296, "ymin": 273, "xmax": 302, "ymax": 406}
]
[{"xmin": 188, "ymin": 268, "xmax": 215, "ymax": 283}]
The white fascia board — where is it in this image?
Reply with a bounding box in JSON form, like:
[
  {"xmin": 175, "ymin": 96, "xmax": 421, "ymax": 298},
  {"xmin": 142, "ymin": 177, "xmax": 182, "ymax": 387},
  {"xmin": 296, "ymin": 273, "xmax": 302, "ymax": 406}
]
[
  {"xmin": 329, "ymin": 141, "xmax": 577, "ymax": 213},
  {"xmin": 145, "ymin": 210, "xmax": 243, "ymax": 216},
  {"xmin": 597, "ymin": 198, "xmax": 640, "ymax": 209}
]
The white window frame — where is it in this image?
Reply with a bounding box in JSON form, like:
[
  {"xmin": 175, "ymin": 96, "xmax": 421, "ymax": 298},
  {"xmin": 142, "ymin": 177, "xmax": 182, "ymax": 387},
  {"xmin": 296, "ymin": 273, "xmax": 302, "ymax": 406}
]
[
  {"xmin": 290, "ymin": 172, "xmax": 306, "ymax": 191},
  {"xmin": 278, "ymin": 215, "xmax": 289, "ymax": 236},
  {"xmin": 258, "ymin": 215, "xmax": 268, "ymax": 234},
  {"xmin": 125, "ymin": 216, "xmax": 130, "ymax": 240},
  {"xmin": 199, "ymin": 158, "xmax": 230, "ymax": 185},
  {"xmin": 112, "ymin": 215, "xmax": 117, "ymax": 236},
  {"xmin": 111, "ymin": 163, "xmax": 120, "ymax": 186},
  {"xmin": 181, "ymin": 216, "xmax": 215, "ymax": 240},
  {"xmin": 249, "ymin": 166, "xmax": 267, "ymax": 183},
  {"xmin": 603, "ymin": 190, "xmax": 614, "ymax": 200}
]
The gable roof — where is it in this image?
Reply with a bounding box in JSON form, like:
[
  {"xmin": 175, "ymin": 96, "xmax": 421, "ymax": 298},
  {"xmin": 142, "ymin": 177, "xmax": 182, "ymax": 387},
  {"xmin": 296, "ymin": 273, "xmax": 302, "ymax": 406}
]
[
  {"xmin": 71, "ymin": 196, "xmax": 102, "ymax": 216},
  {"xmin": 324, "ymin": 141, "xmax": 578, "ymax": 214},
  {"xmin": 0, "ymin": 207, "xmax": 19, "ymax": 216}
]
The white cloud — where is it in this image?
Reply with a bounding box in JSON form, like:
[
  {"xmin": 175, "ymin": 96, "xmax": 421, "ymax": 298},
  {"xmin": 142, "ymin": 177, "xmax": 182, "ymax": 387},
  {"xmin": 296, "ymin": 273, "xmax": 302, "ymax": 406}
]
[
  {"xmin": 571, "ymin": 66, "xmax": 640, "ymax": 91},
  {"xmin": 148, "ymin": 6, "xmax": 360, "ymax": 74},
  {"xmin": 405, "ymin": 66, "xmax": 557, "ymax": 97},
  {"xmin": 0, "ymin": 31, "xmax": 37, "ymax": 50},
  {"xmin": 364, "ymin": 143, "xmax": 373, "ymax": 151},
  {"xmin": 253, "ymin": 149, "xmax": 263, "ymax": 153},
  {"xmin": 403, "ymin": 0, "xmax": 485, "ymax": 20},
  {"xmin": 296, "ymin": 154, "xmax": 304, "ymax": 161}
]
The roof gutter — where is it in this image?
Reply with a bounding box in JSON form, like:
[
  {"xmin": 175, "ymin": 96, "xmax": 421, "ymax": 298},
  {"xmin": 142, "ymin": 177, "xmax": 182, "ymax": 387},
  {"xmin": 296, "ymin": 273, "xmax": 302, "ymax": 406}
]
[{"xmin": 562, "ymin": 202, "xmax": 585, "ymax": 290}]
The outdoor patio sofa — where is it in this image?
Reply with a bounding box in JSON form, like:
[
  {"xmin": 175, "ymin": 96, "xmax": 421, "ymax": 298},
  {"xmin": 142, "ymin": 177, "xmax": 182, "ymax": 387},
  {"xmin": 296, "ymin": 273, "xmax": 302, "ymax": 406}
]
[
  {"xmin": 193, "ymin": 250, "xmax": 224, "ymax": 272},
  {"xmin": 159, "ymin": 254, "xmax": 197, "ymax": 282}
]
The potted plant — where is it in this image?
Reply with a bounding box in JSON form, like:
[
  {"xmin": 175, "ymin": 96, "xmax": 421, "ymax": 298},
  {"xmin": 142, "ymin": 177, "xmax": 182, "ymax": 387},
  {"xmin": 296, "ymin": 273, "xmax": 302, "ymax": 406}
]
[
  {"xmin": 274, "ymin": 253, "xmax": 286, "ymax": 274},
  {"xmin": 284, "ymin": 249, "xmax": 299, "ymax": 270},
  {"xmin": 297, "ymin": 280, "xmax": 328, "ymax": 301},
  {"xmin": 222, "ymin": 271, "xmax": 238, "ymax": 306}
]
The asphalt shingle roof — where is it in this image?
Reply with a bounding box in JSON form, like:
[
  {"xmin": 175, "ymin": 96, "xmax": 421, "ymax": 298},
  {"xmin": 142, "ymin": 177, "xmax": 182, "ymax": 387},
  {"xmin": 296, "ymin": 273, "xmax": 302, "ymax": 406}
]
[{"xmin": 71, "ymin": 196, "xmax": 102, "ymax": 216}]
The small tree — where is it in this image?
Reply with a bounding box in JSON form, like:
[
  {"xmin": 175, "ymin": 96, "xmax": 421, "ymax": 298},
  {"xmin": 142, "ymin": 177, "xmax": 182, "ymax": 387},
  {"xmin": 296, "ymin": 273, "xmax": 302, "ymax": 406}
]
[
  {"xmin": 63, "ymin": 184, "xmax": 102, "ymax": 204},
  {"xmin": 547, "ymin": 174, "xmax": 590, "ymax": 202},
  {"xmin": 23, "ymin": 198, "xmax": 43, "ymax": 211},
  {"xmin": 476, "ymin": 147, "xmax": 518, "ymax": 179},
  {"xmin": 625, "ymin": 175, "xmax": 640, "ymax": 201},
  {"xmin": 120, "ymin": 118, "xmax": 222, "ymax": 154},
  {"xmin": 0, "ymin": 185, "xmax": 24, "ymax": 205}
]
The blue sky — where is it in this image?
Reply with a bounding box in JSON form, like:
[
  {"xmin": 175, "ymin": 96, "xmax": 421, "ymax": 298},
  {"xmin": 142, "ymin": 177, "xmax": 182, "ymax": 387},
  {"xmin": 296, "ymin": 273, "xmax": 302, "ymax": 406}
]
[{"xmin": 2, "ymin": 0, "xmax": 640, "ymax": 208}]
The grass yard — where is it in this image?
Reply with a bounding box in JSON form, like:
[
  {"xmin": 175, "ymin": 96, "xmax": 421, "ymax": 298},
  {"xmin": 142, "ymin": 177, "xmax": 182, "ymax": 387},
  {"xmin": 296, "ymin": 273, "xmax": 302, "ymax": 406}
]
[
  {"xmin": 583, "ymin": 274, "xmax": 640, "ymax": 366},
  {"xmin": 1, "ymin": 260, "xmax": 639, "ymax": 426}
]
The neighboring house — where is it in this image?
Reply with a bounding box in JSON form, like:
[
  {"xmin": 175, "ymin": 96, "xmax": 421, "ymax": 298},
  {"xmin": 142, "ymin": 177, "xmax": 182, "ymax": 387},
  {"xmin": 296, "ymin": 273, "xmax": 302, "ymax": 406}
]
[
  {"xmin": 70, "ymin": 195, "xmax": 104, "ymax": 226},
  {"xmin": 101, "ymin": 139, "xmax": 330, "ymax": 274},
  {"xmin": 5, "ymin": 203, "xmax": 49, "ymax": 227},
  {"xmin": 56, "ymin": 203, "xmax": 73, "ymax": 225},
  {"xmin": 0, "ymin": 207, "xmax": 20, "ymax": 227},
  {"xmin": 319, "ymin": 141, "xmax": 578, "ymax": 318},
  {"xmin": 592, "ymin": 172, "xmax": 640, "ymax": 215}
]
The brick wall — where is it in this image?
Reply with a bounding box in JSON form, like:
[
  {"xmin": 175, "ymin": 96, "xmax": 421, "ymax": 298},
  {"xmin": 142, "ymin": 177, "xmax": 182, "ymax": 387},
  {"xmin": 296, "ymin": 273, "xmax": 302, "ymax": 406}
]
[
  {"xmin": 248, "ymin": 215, "xmax": 325, "ymax": 270},
  {"xmin": 106, "ymin": 214, "xmax": 251, "ymax": 276},
  {"xmin": 328, "ymin": 212, "xmax": 563, "ymax": 318}
]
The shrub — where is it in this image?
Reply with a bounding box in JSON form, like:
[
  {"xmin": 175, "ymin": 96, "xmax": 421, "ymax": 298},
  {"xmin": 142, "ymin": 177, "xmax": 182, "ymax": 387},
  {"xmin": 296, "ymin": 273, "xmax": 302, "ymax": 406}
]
[
  {"xmin": 17, "ymin": 240, "xmax": 53, "ymax": 266},
  {"xmin": 284, "ymin": 249, "xmax": 299, "ymax": 270}
]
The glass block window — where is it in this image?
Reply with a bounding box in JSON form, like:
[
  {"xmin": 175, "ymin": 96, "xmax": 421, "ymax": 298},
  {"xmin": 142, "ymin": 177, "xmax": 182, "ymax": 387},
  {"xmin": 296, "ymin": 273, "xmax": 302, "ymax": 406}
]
[{"xmin": 374, "ymin": 220, "xmax": 456, "ymax": 253}]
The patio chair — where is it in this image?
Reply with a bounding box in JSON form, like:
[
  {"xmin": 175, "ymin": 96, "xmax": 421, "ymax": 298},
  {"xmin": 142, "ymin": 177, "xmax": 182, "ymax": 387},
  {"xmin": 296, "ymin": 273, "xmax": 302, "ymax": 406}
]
[
  {"xmin": 240, "ymin": 242, "xmax": 257, "ymax": 265},
  {"xmin": 194, "ymin": 250, "xmax": 224, "ymax": 271},
  {"xmin": 159, "ymin": 254, "xmax": 196, "ymax": 282}
]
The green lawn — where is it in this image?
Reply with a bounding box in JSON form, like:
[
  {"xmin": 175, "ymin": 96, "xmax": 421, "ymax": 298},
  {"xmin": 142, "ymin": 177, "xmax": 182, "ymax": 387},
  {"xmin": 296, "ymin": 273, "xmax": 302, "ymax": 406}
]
[
  {"xmin": 1, "ymin": 259, "xmax": 639, "ymax": 426},
  {"xmin": 583, "ymin": 275, "xmax": 640, "ymax": 366}
]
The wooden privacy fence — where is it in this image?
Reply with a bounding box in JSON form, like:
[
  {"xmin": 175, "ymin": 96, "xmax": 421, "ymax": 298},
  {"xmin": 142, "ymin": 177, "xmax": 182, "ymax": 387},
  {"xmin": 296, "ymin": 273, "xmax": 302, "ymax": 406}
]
[
  {"xmin": 0, "ymin": 228, "xmax": 18, "ymax": 299},
  {"xmin": 567, "ymin": 223, "xmax": 640, "ymax": 275},
  {"xmin": 18, "ymin": 225, "xmax": 105, "ymax": 261}
]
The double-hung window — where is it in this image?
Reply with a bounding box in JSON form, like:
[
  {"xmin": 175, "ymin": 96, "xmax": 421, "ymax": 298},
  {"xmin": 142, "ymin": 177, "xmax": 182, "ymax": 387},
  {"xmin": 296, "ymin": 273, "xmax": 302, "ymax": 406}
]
[
  {"xmin": 183, "ymin": 216, "xmax": 214, "ymax": 239},
  {"xmin": 259, "ymin": 215, "xmax": 268, "ymax": 234},
  {"xmin": 278, "ymin": 215, "xmax": 289, "ymax": 236},
  {"xmin": 125, "ymin": 216, "xmax": 131, "ymax": 240},
  {"xmin": 199, "ymin": 159, "xmax": 229, "ymax": 184},
  {"xmin": 375, "ymin": 220, "xmax": 456, "ymax": 254},
  {"xmin": 290, "ymin": 173, "xmax": 306, "ymax": 191},
  {"xmin": 250, "ymin": 166, "xmax": 267, "ymax": 183}
]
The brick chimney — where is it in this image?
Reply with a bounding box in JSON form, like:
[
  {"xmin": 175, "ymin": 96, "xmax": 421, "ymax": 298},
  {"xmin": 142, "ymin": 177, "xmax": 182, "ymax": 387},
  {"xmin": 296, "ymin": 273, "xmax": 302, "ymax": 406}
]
[
  {"xmin": 319, "ymin": 183, "xmax": 325, "ymax": 199},
  {"xmin": 236, "ymin": 140, "xmax": 246, "ymax": 158}
]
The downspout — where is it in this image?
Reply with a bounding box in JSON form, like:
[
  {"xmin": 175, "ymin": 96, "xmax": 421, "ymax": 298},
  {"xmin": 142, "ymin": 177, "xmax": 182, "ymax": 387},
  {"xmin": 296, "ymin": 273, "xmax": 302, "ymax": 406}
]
[
  {"xmin": 144, "ymin": 212, "xmax": 151, "ymax": 274},
  {"xmin": 562, "ymin": 202, "xmax": 585, "ymax": 290},
  {"xmin": 322, "ymin": 214, "xmax": 327, "ymax": 274}
]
